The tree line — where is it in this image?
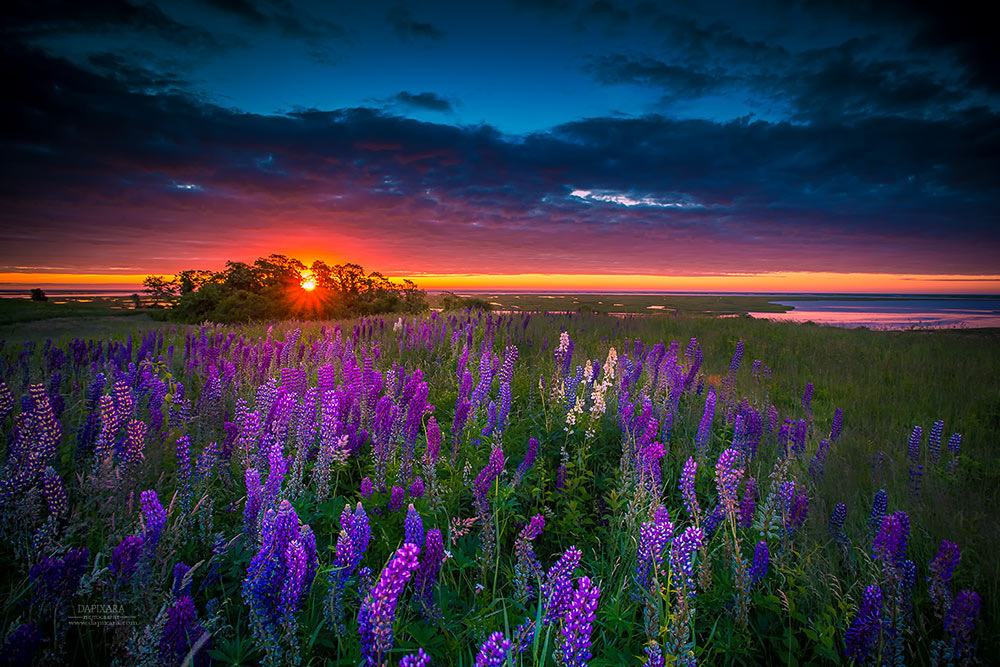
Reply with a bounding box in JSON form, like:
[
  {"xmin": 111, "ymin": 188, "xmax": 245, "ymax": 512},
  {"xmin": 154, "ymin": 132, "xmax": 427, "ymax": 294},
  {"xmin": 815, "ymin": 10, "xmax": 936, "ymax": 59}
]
[{"xmin": 143, "ymin": 254, "xmax": 427, "ymax": 323}]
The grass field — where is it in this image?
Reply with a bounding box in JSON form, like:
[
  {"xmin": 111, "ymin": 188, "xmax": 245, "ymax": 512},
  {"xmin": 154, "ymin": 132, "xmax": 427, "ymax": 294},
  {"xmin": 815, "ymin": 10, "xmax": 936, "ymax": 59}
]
[{"xmin": 0, "ymin": 301, "xmax": 997, "ymax": 664}]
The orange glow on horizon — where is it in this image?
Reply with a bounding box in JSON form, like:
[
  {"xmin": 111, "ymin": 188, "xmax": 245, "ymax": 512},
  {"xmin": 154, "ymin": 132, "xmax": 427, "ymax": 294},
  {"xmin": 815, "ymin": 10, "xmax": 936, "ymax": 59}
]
[
  {"xmin": 1, "ymin": 271, "xmax": 999, "ymax": 294},
  {"xmin": 300, "ymin": 270, "xmax": 316, "ymax": 291}
]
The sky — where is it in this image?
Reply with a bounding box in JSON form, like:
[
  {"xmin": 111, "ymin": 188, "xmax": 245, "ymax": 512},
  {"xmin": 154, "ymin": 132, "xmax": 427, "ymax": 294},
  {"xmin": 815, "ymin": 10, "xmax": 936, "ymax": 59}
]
[{"xmin": 0, "ymin": 0, "xmax": 997, "ymax": 292}]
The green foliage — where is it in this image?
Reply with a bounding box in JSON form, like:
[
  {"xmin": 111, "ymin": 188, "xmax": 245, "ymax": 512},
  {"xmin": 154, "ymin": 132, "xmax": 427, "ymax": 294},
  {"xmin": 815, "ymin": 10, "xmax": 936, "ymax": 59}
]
[{"xmin": 29, "ymin": 288, "xmax": 47, "ymax": 301}]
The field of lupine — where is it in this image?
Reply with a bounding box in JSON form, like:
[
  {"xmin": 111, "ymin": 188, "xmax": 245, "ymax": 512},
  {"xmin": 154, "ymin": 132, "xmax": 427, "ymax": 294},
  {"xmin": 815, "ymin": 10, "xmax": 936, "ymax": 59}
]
[{"xmin": 0, "ymin": 311, "xmax": 995, "ymax": 666}]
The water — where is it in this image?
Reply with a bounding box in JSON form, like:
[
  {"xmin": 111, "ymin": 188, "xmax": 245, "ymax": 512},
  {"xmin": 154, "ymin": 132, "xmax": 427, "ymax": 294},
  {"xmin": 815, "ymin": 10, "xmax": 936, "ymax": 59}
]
[{"xmin": 750, "ymin": 298, "xmax": 1000, "ymax": 330}]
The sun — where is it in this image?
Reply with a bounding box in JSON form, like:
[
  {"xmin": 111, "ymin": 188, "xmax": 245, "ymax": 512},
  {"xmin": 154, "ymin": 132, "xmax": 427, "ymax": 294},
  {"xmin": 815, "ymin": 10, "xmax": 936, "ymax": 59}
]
[{"xmin": 300, "ymin": 271, "xmax": 316, "ymax": 291}]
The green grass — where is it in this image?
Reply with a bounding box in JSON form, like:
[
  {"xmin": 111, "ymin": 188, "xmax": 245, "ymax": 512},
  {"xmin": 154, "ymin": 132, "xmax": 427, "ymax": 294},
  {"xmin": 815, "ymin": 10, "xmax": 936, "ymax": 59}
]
[{"xmin": 426, "ymin": 292, "xmax": 794, "ymax": 314}]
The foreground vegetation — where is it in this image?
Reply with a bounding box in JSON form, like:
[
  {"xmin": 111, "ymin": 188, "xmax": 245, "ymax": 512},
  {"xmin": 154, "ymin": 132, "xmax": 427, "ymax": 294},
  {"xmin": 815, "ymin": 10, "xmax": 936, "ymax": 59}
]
[{"xmin": 0, "ymin": 310, "xmax": 996, "ymax": 665}]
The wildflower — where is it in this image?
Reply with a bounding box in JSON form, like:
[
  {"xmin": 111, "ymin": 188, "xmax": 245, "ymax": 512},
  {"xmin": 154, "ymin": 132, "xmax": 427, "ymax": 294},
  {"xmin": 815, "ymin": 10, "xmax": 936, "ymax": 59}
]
[
  {"xmin": 634, "ymin": 508, "xmax": 673, "ymax": 594},
  {"xmin": 42, "ymin": 466, "xmax": 67, "ymax": 517},
  {"xmin": 110, "ymin": 535, "xmax": 144, "ymax": 584},
  {"xmin": 748, "ymin": 541, "xmax": 769, "ymax": 586},
  {"xmin": 679, "ymin": 457, "xmax": 700, "ymax": 524},
  {"xmin": 327, "ymin": 503, "xmax": 372, "ymax": 632},
  {"xmin": 0, "ymin": 623, "xmax": 42, "ymax": 667},
  {"xmin": 388, "ymin": 486, "xmax": 405, "ymax": 513},
  {"xmin": 514, "ymin": 515, "xmax": 545, "ymax": 601},
  {"xmin": 140, "ymin": 489, "xmax": 167, "ymax": 555},
  {"xmin": 399, "ymin": 648, "xmax": 431, "ymax": 667},
  {"xmin": 694, "ymin": 389, "xmax": 716, "ymax": 453},
  {"xmin": 360, "ymin": 476, "xmax": 375, "ymax": 499},
  {"xmin": 928, "ymin": 420, "xmax": 944, "ymax": 463},
  {"xmin": 828, "ymin": 502, "xmax": 848, "ymax": 547},
  {"xmin": 830, "ymin": 408, "xmax": 843, "ymax": 442},
  {"xmin": 404, "ymin": 504, "xmax": 423, "ymax": 547},
  {"xmin": 739, "ymin": 478, "xmax": 757, "ymax": 529},
  {"xmin": 358, "ymin": 543, "xmax": 421, "ymax": 666},
  {"xmin": 513, "ymin": 437, "xmax": 539, "ymax": 486},
  {"xmin": 928, "ymin": 541, "xmax": 961, "ymax": 617},
  {"xmin": 868, "ymin": 489, "xmax": 887, "ymax": 535},
  {"xmin": 410, "ymin": 476, "xmax": 425, "ymax": 498},
  {"xmin": 670, "ymin": 527, "xmax": 703, "ymax": 590},
  {"xmin": 801, "ymin": 382, "xmax": 813, "ymax": 413},
  {"xmin": 874, "ymin": 511, "xmax": 910, "ymax": 566},
  {"xmin": 172, "ymin": 562, "xmax": 192, "ymax": 598},
  {"xmin": 556, "ymin": 576, "xmax": 601, "ymax": 667},
  {"xmin": 907, "ymin": 426, "xmax": 922, "ymax": 464},
  {"xmin": 845, "ymin": 585, "xmax": 883, "ymax": 664},
  {"xmin": 541, "ymin": 546, "xmax": 582, "ymax": 623},
  {"xmin": 414, "ymin": 528, "xmax": 445, "ymax": 616},
  {"xmin": 944, "ymin": 589, "xmax": 981, "ymax": 662},
  {"xmin": 475, "ymin": 631, "xmax": 511, "ymax": 667},
  {"xmin": 159, "ymin": 595, "xmax": 210, "ymax": 667},
  {"xmin": 714, "ymin": 448, "xmax": 743, "ymax": 520}
]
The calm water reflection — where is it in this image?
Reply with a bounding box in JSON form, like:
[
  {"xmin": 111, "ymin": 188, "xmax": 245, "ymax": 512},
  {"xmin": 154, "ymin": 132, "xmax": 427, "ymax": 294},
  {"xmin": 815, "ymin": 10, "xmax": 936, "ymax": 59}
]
[{"xmin": 750, "ymin": 299, "xmax": 1000, "ymax": 329}]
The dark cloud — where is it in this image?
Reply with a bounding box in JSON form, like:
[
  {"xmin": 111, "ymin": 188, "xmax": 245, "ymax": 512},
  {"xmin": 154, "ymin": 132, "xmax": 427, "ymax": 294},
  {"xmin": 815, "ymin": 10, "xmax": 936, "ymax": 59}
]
[
  {"xmin": 387, "ymin": 6, "xmax": 445, "ymax": 43},
  {"xmin": 576, "ymin": 1, "xmax": 630, "ymax": 31},
  {"xmin": 204, "ymin": 0, "xmax": 350, "ymax": 41},
  {"xmin": 1, "ymin": 42, "xmax": 997, "ymax": 276},
  {"xmin": 392, "ymin": 92, "xmax": 455, "ymax": 113},
  {"xmin": 586, "ymin": 55, "xmax": 728, "ymax": 99},
  {"xmin": 2, "ymin": 0, "xmax": 224, "ymax": 52}
]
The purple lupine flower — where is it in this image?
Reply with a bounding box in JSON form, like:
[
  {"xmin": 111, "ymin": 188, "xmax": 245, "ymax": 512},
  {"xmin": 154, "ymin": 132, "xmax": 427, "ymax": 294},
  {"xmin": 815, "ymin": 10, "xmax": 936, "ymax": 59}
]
[
  {"xmin": 473, "ymin": 446, "xmax": 505, "ymax": 513},
  {"xmin": 513, "ymin": 437, "xmax": 539, "ymax": 485},
  {"xmin": 947, "ymin": 432, "xmax": 962, "ymax": 457},
  {"xmin": 140, "ymin": 489, "xmax": 167, "ymax": 553},
  {"xmin": 404, "ymin": 504, "xmax": 423, "ymax": 547},
  {"xmin": 557, "ymin": 576, "xmax": 600, "ymax": 667},
  {"xmin": 172, "ymin": 562, "xmax": 192, "ymax": 598},
  {"xmin": 728, "ymin": 340, "xmax": 744, "ymax": 374},
  {"xmin": 785, "ymin": 484, "xmax": 809, "ymax": 535},
  {"xmin": 907, "ymin": 426, "xmax": 922, "ymax": 464},
  {"xmin": 828, "ymin": 503, "xmax": 848, "ymax": 547},
  {"xmin": 869, "ymin": 489, "xmax": 887, "ymax": 535},
  {"xmin": 414, "ymin": 528, "xmax": 445, "ymax": 614},
  {"xmin": 801, "ymin": 382, "xmax": 814, "ymax": 413},
  {"xmin": 702, "ymin": 504, "xmax": 725, "ymax": 540},
  {"xmin": 388, "ymin": 486, "xmax": 405, "ymax": 513},
  {"xmin": 423, "ymin": 416, "xmax": 441, "ymax": 468},
  {"xmin": 679, "ymin": 457, "xmax": 700, "ymax": 524},
  {"xmin": 928, "ymin": 420, "xmax": 944, "ymax": 463},
  {"xmin": 279, "ymin": 540, "xmax": 309, "ymax": 627},
  {"xmin": 360, "ymin": 476, "xmax": 375, "ymax": 499},
  {"xmin": 694, "ymin": 389, "xmax": 716, "ymax": 453},
  {"xmin": 30, "ymin": 547, "xmax": 88, "ymax": 603},
  {"xmin": 410, "ymin": 476, "xmax": 425, "ymax": 498},
  {"xmin": 749, "ymin": 540, "xmax": 769, "ymax": 586},
  {"xmin": 0, "ymin": 622, "xmax": 42, "ymax": 667},
  {"xmin": 110, "ymin": 535, "xmax": 144, "ymax": 583},
  {"xmin": 715, "ymin": 448, "xmax": 744, "ymax": 519},
  {"xmin": 327, "ymin": 503, "xmax": 372, "ymax": 632},
  {"xmin": 670, "ymin": 526, "xmax": 703, "ymax": 590},
  {"xmin": 944, "ymin": 590, "xmax": 981, "ymax": 658},
  {"xmin": 808, "ymin": 438, "xmax": 831, "ymax": 483},
  {"xmin": 830, "ymin": 408, "xmax": 843, "ymax": 442},
  {"xmin": 475, "ymin": 631, "xmax": 511, "ymax": 667},
  {"xmin": 845, "ymin": 585, "xmax": 883, "ymax": 663},
  {"xmin": 399, "ymin": 648, "xmax": 431, "ymax": 667},
  {"xmin": 634, "ymin": 508, "xmax": 673, "ymax": 593},
  {"xmin": 541, "ymin": 546, "xmax": 582, "ymax": 623},
  {"xmin": 556, "ymin": 463, "xmax": 567, "ymax": 495},
  {"xmin": 645, "ymin": 642, "xmax": 665, "ymax": 667},
  {"xmin": 874, "ymin": 511, "xmax": 910, "ymax": 565},
  {"xmin": 244, "ymin": 468, "xmax": 263, "ymax": 535},
  {"xmin": 929, "ymin": 541, "xmax": 961, "ymax": 589},
  {"xmin": 790, "ymin": 418, "xmax": 807, "ymax": 455},
  {"xmin": 739, "ymin": 478, "xmax": 757, "ymax": 529},
  {"xmin": 42, "ymin": 466, "xmax": 67, "ymax": 517},
  {"xmin": 159, "ymin": 595, "xmax": 210, "ymax": 667},
  {"xmin": 358, "ymin": 543, "xmax": 421, "ymax": 666},
  {"xmin": 514, "ymin": 515, "xmax": 545, "ymax": 601}
]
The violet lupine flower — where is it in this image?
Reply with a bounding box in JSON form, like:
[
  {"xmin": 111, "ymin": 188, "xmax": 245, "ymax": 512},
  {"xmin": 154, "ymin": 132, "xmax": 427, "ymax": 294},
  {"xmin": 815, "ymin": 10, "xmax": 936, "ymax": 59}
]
[
  {"xmin": 634, "ymin": 508, "xmax": 673, "ymax": 594},
  {"xmin": 694, "ymin": 388, "xmax": 716, "ymax": 453},
  {"xmin": 808, "ymin": 439, "xmax": 831, "ymax": 483},
  {"xmin": 0, "ymin": 622, "xmax": 42, "ymax": 666},
  {"xmin": 557, "ymin": 576, "xmax": 601, "ymax": 667},
  {"xmin": 514, "ymin": 515, "xmax": 545, "ymax": 601},
  {"xmin": 404, "ymin": 504, "xmax": 424, "ymax": 547},
  {"xmin": 360, "ymin": 476, "xmax": 375, "ymax": 499},
  {"xmin": 513, "ymin": 437, "xmax": 538, "ymax": 486},
  {"xmin": 830, "ymin": 408, "xmax": 843, "ymax": 442},
  {"xmin": 122, "ymin": 419, "xmax": 147, "ymax": 468},
  {"xmin": 791, "ymin": 419, "xmax": 807, "ymax": 456},
  {"xmin": 140, "ymin": 489, "xmax": 167, "ymax": 554},
  {"xmin": 556, "ymin": 463, "xmax": 567, "ymax": 495},
  {"xmin": 702, "ymin": 504, "xmax": 725, "ymax": 540},
  {"xmin": 670, "ymin": 527, "xmax": 703, "ymax": 591},
  {"xmin": 42, "ymin": 466, "xmax": 67, "ymax": 517},
  {"xmin": 645, "ymin": 642, "xmax": 665, "ymax": 667},
  {"xmin": 358, "ymin": 543, "xmax": 422, "ymax": 666},
  {"xmin": 30, "ymin": 547, "xmax": 88, "ymax": 604},
  {"xmin": 874, "ymin": 511, "xmax": 910, "ymax": 566},
  {"xmin": 845, "ymin": 585, "xmax": 883, "ymax": 664},
  {"xmin": 785, "ymin": 484, "xmax": 809, "ymax": 536},
  {"xmin": 264, "ymin": 440, "xmax": 288, "ymax": 507},
  {"xmin": 869, "ymin": 489, "xmax": 887, "ymax": 535},
  {"xmin": 541, "ymin": 546, "xmax": 583, "ymax": 623},
  {"xmin": 802, "ymin": 382, "xmax": 814, "ymax": 413},
  {"xmin": 929, "ymin": 541, "xmax": 961, "ymax": 592},
  {"xmin": 907, "ymin": 426, "xmax": 922, "ymax": 464},
  {"xmin": 728, "ymin": 340, "xmax": 744, "ymax": 374},
  {"xmin": 739, "ymin": 478, "xmax": 758, "ymax": 529},
  {"xmin": 715, "ymin": 448, "xmax": 744, "ymax": 520},
  {"xmin": 159, "ymin": 595, "xmax": 210, "ymax": 667},
  {"xmin": 327, "ymin": 503, "xmax": 372, "ymax": 632},
  {"xmin": 414, "ymin": 528, "xmax": 445, "ymax": 615},
  {"xmin": 828, "ymin": 503, "xmax": 848, "ymax": 548},
  {"xmin": 473, "ymin": 446, "xmax": 505, "ymax": 513},
  {"xmin": 172, "ymin": 562, "xmax": 192, "ymax": 598},
  {"xmin": 928, "ymin": 420, "xmax": 944, "ymax": 463},
  {"xmin": 679, "ymin": 457, "xmax": 700, "ymax": 524},
  {"xmin": 947, "ymin": 432, "xmax": 962, "ymax": 457},
  {"xmin": 244, "ymin": 501, "xmax": 317, "ymax": 656},
  {"xmin": 423, "ymin": 416, "xmax": 442, "ymax": 469},
  {"xmin": 475, "ymin": 631, "xmax": 512, "ymax": 667},
  {"xmin": 749, "ymin": 540, "xmax": 769, "ymax": 586},
  {"xmin": 110, "ymin": 535, "xmax": 144, "ymax": 584},
  {"xmin": 388, "ymin": 486, "xmax": 405, "ymax": 513},
  {"xmin": 410, "ymin": 476, "xmax": 425, "ymax": 498},
  {"xmin": 399, "ymin": 648, "xmax": 431, "ymax": 667},
  {"xmin": 245, "ymin": 468, "xmax": 264, "ymax": 536},
  {"xmin": 944, "ymin": 590, "xmax": 981, "ymax": 660}
]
